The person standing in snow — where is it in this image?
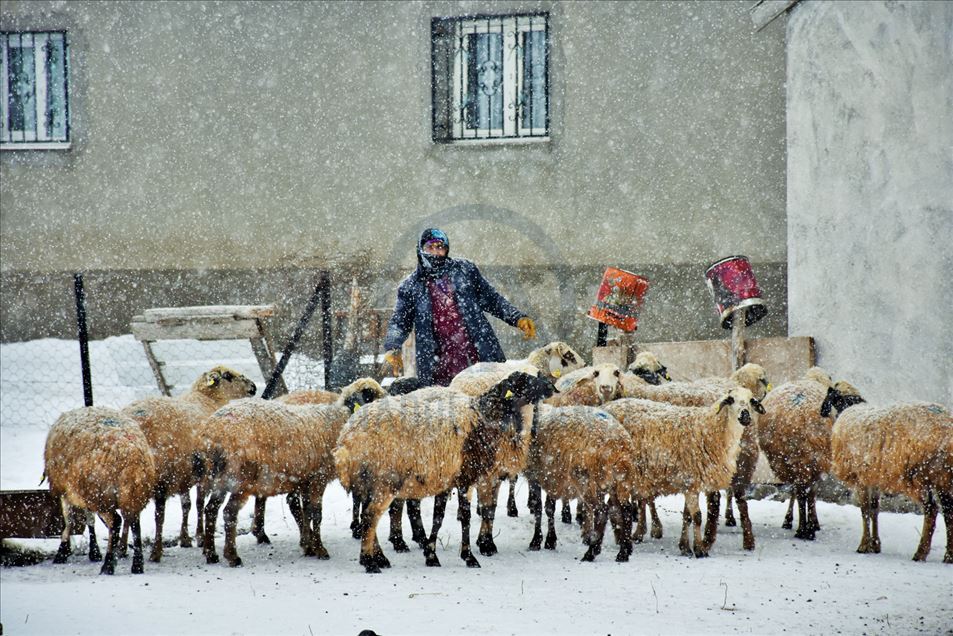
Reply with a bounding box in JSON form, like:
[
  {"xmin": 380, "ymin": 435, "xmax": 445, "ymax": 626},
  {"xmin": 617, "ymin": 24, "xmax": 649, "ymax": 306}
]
[{"xmin": 383, "ymin": 227, "xmax": 536, "ymax": 385}]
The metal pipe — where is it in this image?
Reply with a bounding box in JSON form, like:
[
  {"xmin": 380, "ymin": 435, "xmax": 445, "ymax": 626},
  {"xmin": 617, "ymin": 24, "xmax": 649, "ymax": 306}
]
[
  {"xmin": 72, "ymin": 272, "xmax": 93, "ymax": 407},
  {"xmin": 261, "ymin": 271, "xmax": 329, "ymax": 400}
]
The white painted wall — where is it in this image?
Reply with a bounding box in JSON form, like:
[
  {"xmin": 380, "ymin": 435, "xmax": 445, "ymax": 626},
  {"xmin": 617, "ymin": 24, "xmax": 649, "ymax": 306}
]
[{"xmin": 787, "ymin": 1, "xmax": 953, "ymax": 405}]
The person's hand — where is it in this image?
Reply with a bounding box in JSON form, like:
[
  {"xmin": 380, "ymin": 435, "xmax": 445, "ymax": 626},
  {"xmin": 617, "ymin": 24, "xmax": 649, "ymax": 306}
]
[
  {"xmin": 383, "ymin": 350, "xmax": 403, "ymax": 376},
  {"xmin": 517, "ymin": 317, "xmax": 537, "ymax": 340}
]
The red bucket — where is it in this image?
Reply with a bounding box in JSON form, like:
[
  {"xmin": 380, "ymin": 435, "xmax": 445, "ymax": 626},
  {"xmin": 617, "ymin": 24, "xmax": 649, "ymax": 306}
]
[
  {"xmin": 587, "ymin": 267, "xmax": 650, "ymax": 332},
  {"xmin": 705, "ymin": 256, "xmax": 768, "ymax": 329}
]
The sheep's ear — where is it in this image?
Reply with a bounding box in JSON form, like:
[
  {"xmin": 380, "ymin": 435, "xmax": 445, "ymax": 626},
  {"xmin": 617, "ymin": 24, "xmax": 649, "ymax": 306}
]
[
  {"xmin": 716, "ymin": 395, "xmax": 735, "ymax": 413},
  {"xmin": 505, "ymin": 389, "xmax": 514, "ymax": 399},
  {"xmin": 564, "ymin": 351, "xmax": 578, "ymax": 365},
  {"xmin": 751, "ymin": 398, "xmax": 765, "ymax": 414},
  {"xmin": 206, "ymin": 371, "xmax": 221, "ymax": 387}
]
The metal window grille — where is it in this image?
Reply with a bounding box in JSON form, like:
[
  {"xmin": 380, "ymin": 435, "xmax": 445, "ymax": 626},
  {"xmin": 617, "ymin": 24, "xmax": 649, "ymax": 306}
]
[
  {"xmin": 432, "ymin": 13, "xmax": 549, "ymax": 143},
  {"xmin": 1, "ymin": 31, "xmax": 70, "ymax": 148}
]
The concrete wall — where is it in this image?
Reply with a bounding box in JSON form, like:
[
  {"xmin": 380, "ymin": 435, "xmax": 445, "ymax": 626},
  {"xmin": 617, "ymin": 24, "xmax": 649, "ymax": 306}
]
[
  {"xmin": 787, "ymin": 1, "xmax": 953, "ymax": 405},
  {"xmin": 1, "ymin": 1, "xmax": 787, "ymax": 351}
]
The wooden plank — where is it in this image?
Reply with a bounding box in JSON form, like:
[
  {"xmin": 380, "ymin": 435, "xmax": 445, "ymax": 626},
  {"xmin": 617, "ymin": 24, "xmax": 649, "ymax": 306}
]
[
  {"xmin": 140, "ymin": 341, "xmax": 172, "ymax": 396},
  {"xmin": 250, "ymin": 336, "xmax": 286, "ymax": 397},
  {"xmin": 592, "ymin": 345, "xmax": 629, "ymax": 369},
  {"xmin": 131, "ymin": 318, "xmax": 262, "ymax": 341},
  {"xmin": 746, "ymin": 336, "xmax": 815, "ymax": 386},
  {"xmin": 141, "ymin": 305, "xmax": 275, "ymax": 321},
  {"xmin": 0, "ymin": 490, "xmax": 87, "ymax": 539},
  {"xmin": 750, "ymin": 0, "xmax": 799, "ymax": 32}
]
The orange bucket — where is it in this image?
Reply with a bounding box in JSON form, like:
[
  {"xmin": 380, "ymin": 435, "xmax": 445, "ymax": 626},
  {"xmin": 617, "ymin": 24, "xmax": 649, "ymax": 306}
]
[{"xmin": 587, "ymin": 267, "xmax": 650, "ymax": 332}]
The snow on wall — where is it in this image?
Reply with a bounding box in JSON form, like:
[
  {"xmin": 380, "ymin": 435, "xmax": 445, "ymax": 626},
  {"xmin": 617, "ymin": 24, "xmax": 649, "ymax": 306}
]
[{"xmin": 786, "ymin": 0, "xmax": 953, "ymax": 405}]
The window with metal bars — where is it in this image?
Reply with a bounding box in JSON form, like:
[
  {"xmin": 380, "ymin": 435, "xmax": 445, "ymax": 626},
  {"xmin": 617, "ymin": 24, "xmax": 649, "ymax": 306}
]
[
  {"xmin": 1, "ymin": 31, "xmax": 70, "ymax": 149},
  {"xmin": 432, "ymin": 13, "xmax": 549, "ymax": 143}
]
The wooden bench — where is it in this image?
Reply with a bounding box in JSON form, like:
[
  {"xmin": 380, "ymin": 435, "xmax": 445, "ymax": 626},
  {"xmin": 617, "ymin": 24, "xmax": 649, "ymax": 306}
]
[{"xmin": 130, "ymin": 304, "xmax": 286, "ymax": 397}]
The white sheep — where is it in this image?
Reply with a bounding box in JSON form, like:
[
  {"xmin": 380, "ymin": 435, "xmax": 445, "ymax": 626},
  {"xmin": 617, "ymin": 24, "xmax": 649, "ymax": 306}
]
[
  {"xmin": 548, "ymin": 363, "xmax": 624, "ymax": 407},
  {"xmin": 44, "ymin": 406, "xmax": 157, "ymax": 575},
  {"xmin": 603, "ymin": 388, "xmax": 764, "ymax": 557},
  {"xmin": 199, "ymin": 378, "xmax": 386, "ymax": 567},
  {"xmin": 333, "ymin": 371, "xmax": 554, "ymax": 573},
  {"xmin": 757, "ymin": 367, "xmax": 834, "ymax": 540},
  {"xmin": 522, "ymin": 405, "xmax": 636, "ymax": 562},
  {"xmin": 821, "ymin": 381, "xmax": 953, "ymax": 563},
  {"xmin": 120, "ymin": 366, "xmax": 257, "ymax": 561},
  {"xmin": 626, "ymin": 350, "xmax": 671, "ymax": 386}
]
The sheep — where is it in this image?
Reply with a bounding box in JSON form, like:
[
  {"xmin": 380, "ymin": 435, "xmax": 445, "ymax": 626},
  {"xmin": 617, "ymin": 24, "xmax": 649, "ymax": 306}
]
[
  {"xmin": 617, "ymin": 363, "xmax": 770, "ymax": 549},
  {"xmin": 457, "ymin": 341, "xmax": 587, "ymax": 383},
  {"xmin": 602, "ymin": 388, "xmax": 765, "ymax": 557},
  {"xmin": 547, "ymin": 363, "xmax": 624, "ymax": 407},
  {"xmin": 757, "ymin": 367, "xmax": 834, "ymax": 540},
  {"xmin": 120, "ymin": 366, "xmax": 257, "ymax": 561},
  {"xmin": 626, "ymin": 351, "xmax": 671, "ymax": 386},
  {"xmin": 276, "ymin": 388, "xmax": 339, "ymax": 405},
  {"xmin": 200, "ymin": 378, "xmax": 386, "ymax": 567},
  {"xmin": 333, "ymin": 371, "xmax": 554, "ymax": 573},
  {"xmin": 44, "ymin": 406, "xmax": 157, "ymax": 574},
  {"xmin": 820, "ymin": 381, "xmax": 953, "ymax": 563},
  {"xmin": 522, "ymin": 405, "xmax": 636, "ymax": 562}
]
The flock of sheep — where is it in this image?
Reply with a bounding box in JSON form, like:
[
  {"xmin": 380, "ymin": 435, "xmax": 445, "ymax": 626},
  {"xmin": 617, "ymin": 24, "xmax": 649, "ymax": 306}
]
[{"xmin": 42, "ymin": 342, "xmax": 952, "ymax": 575}]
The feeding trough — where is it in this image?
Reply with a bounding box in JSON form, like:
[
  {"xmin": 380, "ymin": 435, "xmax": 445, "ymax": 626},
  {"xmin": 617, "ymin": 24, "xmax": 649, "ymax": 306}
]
[
  {"xmin": 587, "ymin": 267, "xmax": 650, "ymax": 367},
  {"xmin": 705, "ymin": 255, "xmax": 767, "ymax": 369}
]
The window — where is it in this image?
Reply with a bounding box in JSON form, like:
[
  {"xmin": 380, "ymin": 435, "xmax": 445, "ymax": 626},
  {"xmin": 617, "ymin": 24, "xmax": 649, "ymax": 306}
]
[
  {"xmin": 1, "ymin": 31, "xmax": 70, "ymax": 149},
  {"xmin": 432, "ymin": 13, "xmax": 549, "ymax": 143}
]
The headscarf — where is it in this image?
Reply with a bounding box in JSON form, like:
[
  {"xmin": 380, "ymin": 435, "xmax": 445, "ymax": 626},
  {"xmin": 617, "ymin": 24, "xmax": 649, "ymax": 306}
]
[{"xmin": 416, "ymin": 228, "xmax": 451, "ymax": 280}]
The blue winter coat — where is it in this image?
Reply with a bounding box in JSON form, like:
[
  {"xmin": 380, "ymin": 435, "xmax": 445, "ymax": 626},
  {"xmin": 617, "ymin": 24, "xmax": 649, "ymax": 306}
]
[{"xmin": 383, "ymin": 258, "xmax": 526, "ymax": 386}]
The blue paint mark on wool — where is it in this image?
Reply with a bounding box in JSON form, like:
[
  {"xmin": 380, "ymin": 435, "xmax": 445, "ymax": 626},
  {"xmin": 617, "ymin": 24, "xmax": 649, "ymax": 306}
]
[{"xmin": 791, "ymin": 393, "xmax": 806, "ymax": 406}]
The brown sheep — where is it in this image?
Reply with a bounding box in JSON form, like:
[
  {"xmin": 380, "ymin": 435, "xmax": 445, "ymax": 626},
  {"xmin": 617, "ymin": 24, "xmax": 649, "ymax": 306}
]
[
  {"xmin": 603, "ymin": 388, "xmax": 765, "ymax": 557},
  {"xmin": 821, "ymin": 381, "xmax": 953, "ymax": 563},
  {"xmin": 200, "ymin": 378, "xmax": 386, "ymax": 567},
  {"xmin": 44, "ymin": 406, "xmax": 157, "ymax": 575},
  {"xmin": 758, "ymin": 367, "xmax": 834, "ymax": 540},
  {"xmin": 334, "ymin": 372, "xmax": 554, "ymax": 573},
  {"xmin": 121, "ymin": 366, "xmax": 256, "ymax": 561}
]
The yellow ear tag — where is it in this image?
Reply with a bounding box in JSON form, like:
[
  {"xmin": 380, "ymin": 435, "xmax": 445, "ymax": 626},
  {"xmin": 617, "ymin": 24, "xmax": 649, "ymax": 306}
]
[
  {"xmin": 552, "ymin": 370, "xmax": 562, "ymax": 378},
  {"xmin": 352, "ymin": 403, "xmax": 360, "ymax": 413},
  {"xmin": 767, "ymin": 383, "xmax": 773, "ymax": 392},
  {"xmin": 206, "ymin": 377, "xmax": 216, "ymax": 387},
  {"xmin": 505, "ymin": 390, "xmax": 514, "ymax": 399}
]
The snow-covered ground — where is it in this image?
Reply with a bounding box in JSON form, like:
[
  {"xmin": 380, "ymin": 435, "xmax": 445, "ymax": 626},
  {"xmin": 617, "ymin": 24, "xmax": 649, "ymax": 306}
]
[{"xmin": 1, "ymin": 338, "xmax": 951, "ymax": 635}]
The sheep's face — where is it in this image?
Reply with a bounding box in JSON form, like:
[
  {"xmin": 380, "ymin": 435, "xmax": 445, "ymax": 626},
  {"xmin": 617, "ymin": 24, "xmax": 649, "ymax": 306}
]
[
  {"xmin": 387, "ymin": 377, "xmax": 427, "ymax": 396},
  {"xmin": 542, "ymin": 343, "xmax": 585, "ymax": 380},
  {"xmin": 716, "ymin": 388, "xmax": 765, "ymax": 427},
  {"xmin": 627, "ymin": 352, "xmax": 670, "ymax": 385},
  {"xmin": 339, "ymin": 378, "xmax": 387, "ymax": 413},
  {"xmin": 483, "ymin": 371, "xmax": 556, "ymax": 431},
  {"xmin": 591, "ymin": 364, "xmax": 623, "ymax": 403},
  {"xmin": 819, "ymin": 383, "xmax": 866, "ymax": 418},
  {"xmin": 202, "ymin": 367, "xmax": 257, "ymax": 399}
]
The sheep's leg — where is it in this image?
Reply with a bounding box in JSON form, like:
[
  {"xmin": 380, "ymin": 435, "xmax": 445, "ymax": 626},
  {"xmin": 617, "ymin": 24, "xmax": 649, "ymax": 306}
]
[
  {"xmin": 782, "ymin": 490, "xmax": 795, "ymax": 530},
  {"xmin": 912, "ymin": 490, "xmax": 938, "ymax": 562},
  {"xmin": 194, "ymin": 483, "xmax": 205, "ymax": 549},
  {"xmin": 424, "ymin": 491, "xmax": 449, "ymax": 567},
  {"xmin": 350, "ymin": 491, "xmax": 364, "ymax": 539},
  {"xmin": 856, "ymin": 487, "xmax": 874, "ymax": 553},
  {"xmin": 734, "ymin": 483, "xmax": 755, "ymax": 551},
  {"xmin": 288, "ymin": 491, "xmax": 307, "ymax": 548},
  {"xmin": 560, "ymin": 499, "xmax": 572, "ymax": 524},
  {"xmin": 807, "ymin": 485, "xmax": 820, "ymax": 532},
  {"xmin": 203, "ymin": 490, "xmax": 227, "ymax": 564},
  {"xmin": 85, "ymin": 510, "xmax": 102, "ymax": 561},
  {"xmin": 528, "ymin": 480, "xmax": 543, "ymax": 551},
  {"xmin": 869, "ymin": 488, "xmax": 881, "ymax": 553},
  {"xmin": 576, "ymin": 499, "xmax": 589, "ymax": 527},
  {"xmin": 359, "ymin": 492, "xmax": 393, "ymax": 573},
  {"xmin": 937, "ymin": 490, "xmax": 953, "ymax": 564},
  {"xmin": 307, "ymin": 483, "xmax": 330, "ymax": 560},
  {"xmin": 53, "ymin": 497, "xmax": 73, "ymax": 564},
  {"xmin": 607, "ymin": 494, "xmax": 633, "ymax": 561},
  {"xmin": 724, "ymin": 488, "xmax": 737, "ymax": 527},
  {"xmin": 794, "ymin": 485, "xmax": 814, "ymax": 540},
  {"xmin": 388, "ymin": 499, "xmax": 410, "ymax": 552},
  {"xmin": 119, "ymin": 516, "xmax": 129, "ymax": 558},
  {"xmin": 632, "ymin": 498, "xmax": 648, "ymax": 543},
  {"xmin": 149, "ymin": 489, "xmax": 167, "ymax": 562},
  {"xmin": 406, "ymin": 499, "xmax": 427, "ymax": 549},
  {"xmin": 222, "ymin": 492, "xmax": 249, "ymax": 567},
  {"xmin": 457, "ymin": 489, "xmax": 480, "ymax": 568},
  {"xmin": 544, "ymin": 493, "xmax": 558, "ymax": 550},
  {"xmin": 297, "ymin": 489, "xmax": 316, "ymax": 557},
  {"xmin": 251, "ymin": 496, "xmax": 270, "ymax": 545},
  {"xmin": 703, "ymin": 490, "xmax": 720, "ymax": 547},
  {"xmin": 678, "ymin": 501, "xmax": 692, "ymax": 556},
  {"xmin": 686, "ymin": 493, "xmax": 707, "ymax": 558},
  {"xmin": 648, "ymin": 499, "xmax": 663, "ymax": 539},
  {"xmin": 476, "ymin": 480, "xmax": 500, "ymax": 557},
  {"xmin": 179, "ymin": 489, "xmax": 193, "ymax": 548},
  {"xmin": 99, "ymin": 510, "xmax": 121, "ymax": 575},
  {"xmin": 581, "ymin": 497, "xmax": 609, "ymax": 562},
  {"xmin": 129, "ymin": 513, "xmax": 145, "ymax": 574},
  {"xmin": 506, "ymin": 475, "xmax": 519, "ymax": 517}
]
